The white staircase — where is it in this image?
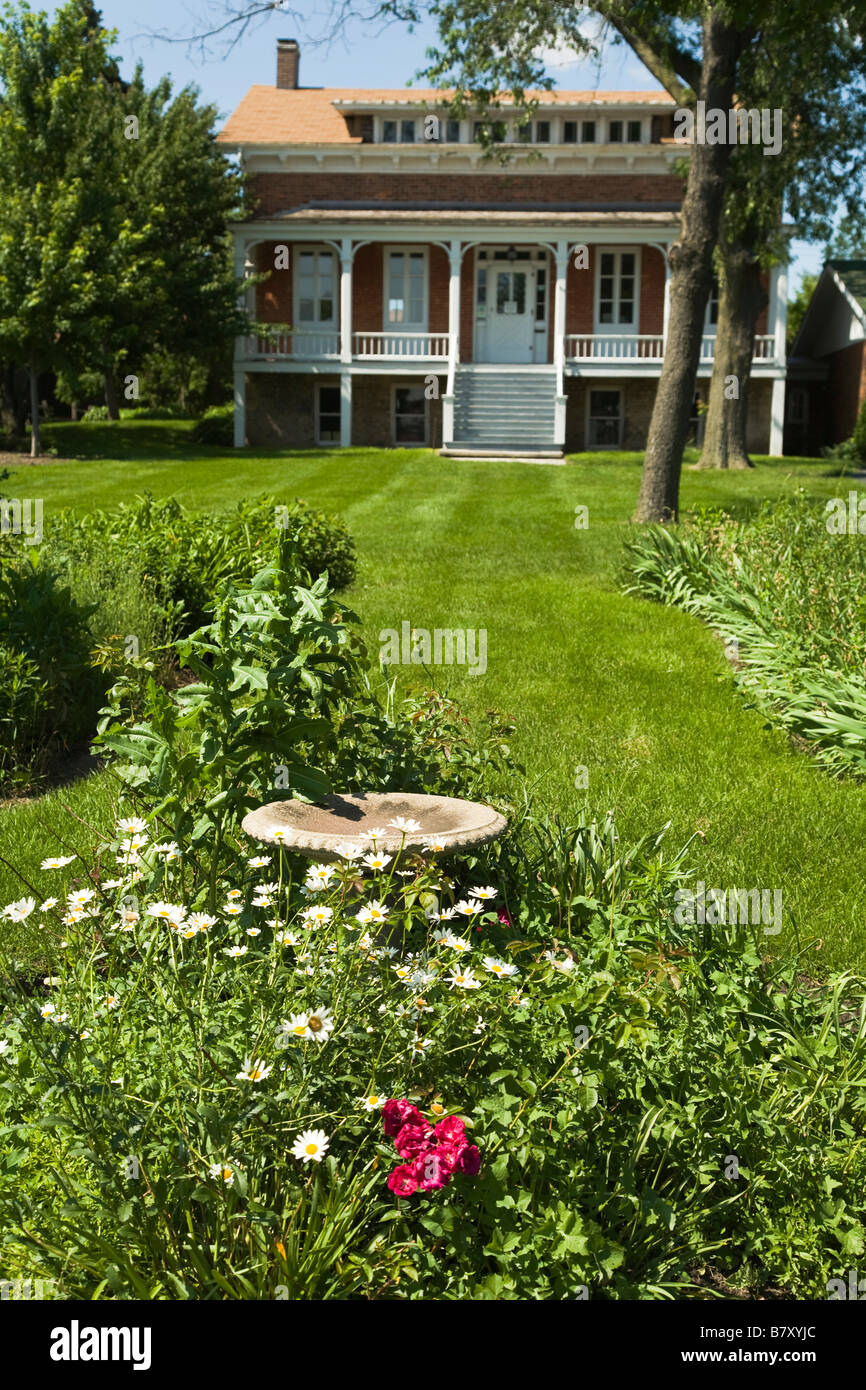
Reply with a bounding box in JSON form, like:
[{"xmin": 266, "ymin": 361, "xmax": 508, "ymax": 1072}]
[{"xmin": 442, "ymin": 366, "xmax": 562, "ymax": 458}]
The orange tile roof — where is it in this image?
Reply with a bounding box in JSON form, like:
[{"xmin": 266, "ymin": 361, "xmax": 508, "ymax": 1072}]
[{"xmin": 217, "ymin": 85, "xmax": 675, "ymax": 147}]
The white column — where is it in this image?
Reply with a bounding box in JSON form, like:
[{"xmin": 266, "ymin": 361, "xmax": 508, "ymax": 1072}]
[
  {"xmin": 443, "ymin": 239, "xmax": 461, "ymax": 444},
  {"xmin": 340, "ymin": 371, "xmax": 352, "ymax": 449},
  {"xmin": 772, "ymin": 261, "xmax": 788, "ymax": 365},
  {"xmin": 769, "ymin": 377, "xmax": 785, "ymax": 456},
  {"xmin": 554, "ymin": 241, "xmax": 568, "ymax": 447},
  {"xmin": 233, "ymin": 369, "xmax": 246, "ymax": 449},
  {"xmin": 340, "ymin": 237, "xmax": 353, "ymax": 365}
]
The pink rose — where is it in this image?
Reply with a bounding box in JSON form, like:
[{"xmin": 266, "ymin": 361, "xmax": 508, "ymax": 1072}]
[
  {"xmin": 455, "ymin": 1143, "xmax": 481, "ymax": 1176},
  {"xmin": 417, "ymin": 1149, "xmax": 455, "ymax": 1191},
  {"xmin": 394, "ymin": 1120, "xmax": 432, "ymax": 1158},
  {"xmin": 387, "ymin": 1162, "xmax": 420, "ymax": 1196},
  {"xmin": 434, "ymin": 1115, "xmax": 466, "ymax": 1145},
  {"xmin": 383, "ymin": 1098, "xmax": 424, "ymax": 1137}
]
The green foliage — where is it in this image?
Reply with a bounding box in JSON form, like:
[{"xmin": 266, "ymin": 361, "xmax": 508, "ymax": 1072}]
[
  {"xmin": 622, "ymin": 495, "xmax": 866, "ymax": 775},
  {"xmin": 190, "ymin": 405, "xmax": 234, "ymax": 447},
  {"xmin": 1, "ymin": 808, "xmax": 863, "ymax": 1299},
  {"xmin": 80, "ymin": 405, "xmax": 109, "ymax": 422},
  {"xmin": 825, "ymin": 394, "xmax": 866, "ymax": 465}
]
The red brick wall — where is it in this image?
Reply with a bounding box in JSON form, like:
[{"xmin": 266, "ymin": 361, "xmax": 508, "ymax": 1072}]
[
  {"xmin": 827, "ymin": 341, "xmax": 866, "ymax": 444},
  {"xmin": 249, "ymin": 171, "xmax": 683, "ymax": 216},
  {"xmin": 256, "ymin": 242, "xmax": 292, "ymax": 322},
  {"xmin": 566, "ymin": 246, "xmax": 595, "ymax": 335},
  {"xmin": 460, "ymin": 248, "xmax": 475, "ymax": 362},
  {"xmin": 640, "ymin": 246, "xmax": 665, "ymax": 335},
  {"xmin": 429, "ymin": 245, "xmax": 448, "ymax": 334},
  {"xmin": 353, "ymin": 243, "xmax": 382, "ymax": 332}
]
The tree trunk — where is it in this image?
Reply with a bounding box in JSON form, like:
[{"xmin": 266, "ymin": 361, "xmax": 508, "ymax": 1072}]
[
  {"xmin": 29, "ymin": 364, "xmax": 40, "ymax": 458},
  {"xmin": 70, "ymin": 401, "xmax": 79, "ymax": 422},
  {"xmin": 697, "ymin": 241, "xmax": 767, "ymax": 469},
  {"xmin": 0, "ymin": 362, "xmax": 25, "ymax": 436},
  {"xmin": 104, "ymin": 368, "xmax": 120, "ymax": 420},
  {"xmin": 633, "ymin": 10, "xmax": 748, "ymax": 522}
]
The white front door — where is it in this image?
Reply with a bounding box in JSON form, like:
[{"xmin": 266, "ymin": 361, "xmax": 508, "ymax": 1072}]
[{"xmin": 478, "ymin": 267, "xmax": 536, "ymax": 363}]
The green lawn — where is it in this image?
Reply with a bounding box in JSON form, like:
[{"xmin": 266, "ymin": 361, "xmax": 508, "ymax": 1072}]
[{"xmin": 2, "ymin": 418, "xmax": 864, "ymax": 971}]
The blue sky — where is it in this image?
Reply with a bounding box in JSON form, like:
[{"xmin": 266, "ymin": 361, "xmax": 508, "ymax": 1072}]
[{"xmin": 45, "ymin": 0, "xmax": 825, "ymax": 291}]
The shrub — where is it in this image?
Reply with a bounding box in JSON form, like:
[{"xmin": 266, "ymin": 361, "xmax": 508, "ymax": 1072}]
[
  {"xmin": 80, "ymin": 405, "xmax": 109, "ymax": 423},
  {"xmin": 0, "ymin": 644, "xmax": 50, "ymax": 789},
  {"xmin": 190, "ymin": 404, "xmax": 234, "ymax": 446},
  {"xmin": 621, "ymin": 496, "xmax": 866, "ymax": 776}
]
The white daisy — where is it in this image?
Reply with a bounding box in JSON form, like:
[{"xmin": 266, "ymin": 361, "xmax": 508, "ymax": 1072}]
[
  {"xmin": 147, "ymin": 901, "xmax": 186, "ymax": 925},
  {"xmin": 280, "ymin": 1005, "xmax": 334, "ymax": 1043},
  {"xmin": 274, "ymin": 929, "xmax": 300, "ymax": 946},
  {"xmin": 447, "ymin": 968, "xmax": 481, "ymax": 990},
  {"xmin": 363, "ymin": 852, "xmax": 392, "ymax": 872},
  {"xmin": 301, "ymin": 904, "xmax": 333, "ymax": 928},
  {"xmin": 39, "ymin": 1002, "xmax": 56, "ymax": 1017},
  {"xmin": 290, "ymin": 1129, "xmax": 329, "ymax": 1163},
  {"xmin": 389, "ymin": 816, "xmax": 421, "ymax": 834},
  {"xmin": 101, "ymin": 879, "xmax": 124, "ymax": 890},
  {"xmin": 362, "ymin": 827, "xmax": 385, "ymax": 843},
  {"xmin": 41, "ymin": 856, "xmax": 76, "ymax": 870},
  {"xmin": 360, "ymin": 1093, "xmax": 386, "ymax": 1111},
  {"xmin": 247, "ymin": 855, "xmax": 271, "ymax": 868},
  {"xmin": 209, "ymin": 1162, "xmax": 235, "ymax": 1186},
  {"xmin": 3, "ymin": 897, "xmax": 35, "ymax": 922},
  {"xmin": 246, "ymin": 927, "xmax": 261, "ymax": 937},
  {"xmin": 223, "ymin": 903, "xmax": 244, "ymax": 917},
  {"xmin": 116, "ymin": 817, "xmax": 147, "ymax": 835},
  {"xmin": 409, "ymin": 1037, "xmax": 432, "ymax": 1054},
  {"xmin": 335, "ymin": 842, "xmax": 364, "ymax": 861},
  {"xmin": 454, "ymin": 898, "xmax": 482, "ymax": 917},
  {"xmin": 483, "ymin": 956, "xmax": 518, "ymax": 978},
  {"xmin": 224, "ymin": 945, "xmax": 248, "ymax": 958},
  {"xmin": 424, "ymin": 837, "xmax": 449, "ymax": 853},
  {"xmin": 187, "ymin": 913, "xmax": 216, "ymax": 932},
  {"xmin": 236, "ymin": 1057, "xmax": 271, "ymax": 1082},
  {"xmin": 471, "ymin": 885, "xmax": 497, "ymax": 900},
  {"xmin": 154, "ymin": 841, "xmax": 182, "ymax": 861},
  {"xmin": 40, "ymin": 898, "xmax": 58, "ymax": 912}
]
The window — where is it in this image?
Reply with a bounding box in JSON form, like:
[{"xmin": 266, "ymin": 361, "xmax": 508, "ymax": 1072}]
[
  {"xmin": 473, "ymin": 120, "xmax": 506, "ymax": 142},
  {"xmin": 627, "ymin": 120, "xmax": 642, "ymax": 142},
  {"xmin": 317, "ymin": 385, "xmax": 341, "ymax": 444},
  {"xmin": 563, "ymin": 120, "xmax": 578, "ymax": 143},
  {"xmin": 608, "ymin": 120, "xmax": 623, "ymax": 142},
  {"xmin": 383, "ymin": 120, "xmax": 397, "ymax": 143},
  {"xmin": 394, "ymin": 387, "xmax": 427, "ymax": 444},
  {"xmin": 386, "ymin": 250, "xmax": 426, "ymax": 327},
  {"xmin": 705, "ymin": 277, "xmax": 720, "ymax": 326},
  {"xmin": 597, "ymin": 250, "xmax": 637, "ymax": 327},
  {"xmin": 787, "ymin": 387, "xmax": 809, "ymax": 426},
  {"xmin": 581, "ymin": 120, "xmax": 596, "ymax": 143},
  {"xmin": 588, "ymin": 390, "xmax": 623, "ymax": 448},
  {"xmin": 516, "ymin": 120, "xmax": 532, "ymax": 143},
  {"xmin": 297, "ymin": 250, "xmax": 335, "ymax": 325},
  {"xmin": 401, "ymin": 119, "xmax": 416, "ymax": 143},
  {"xmin": 446, "ymin": 118, "xmax": 461, "ymax": 142},
  {"xmin": 535, "ymin": 120, "xmax": 551, "ymax": 143},
  {"xmin": 535, "ymin": 267, "xmax": 547, "ymax": 323},
  {"xmin": 495, "ymin": 271, "xmax": 526, "ymax": 315}
]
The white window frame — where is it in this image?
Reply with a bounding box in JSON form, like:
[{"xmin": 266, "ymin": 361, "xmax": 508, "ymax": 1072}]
[
  {"xmin": 585, "ymin": 388, "xmax": 624, "ymax": 450},
  {"xmin": 704, "ymin": 276, "xmax": 721, "ymax": 329},
  {"xmin": 594, "ymin": 246, "xmax": 641, "ymax": 334},
  {"xmin": 315, "ymin": 381, "xmax": 342, "ymax": 446},
  {"xmin": 392, "ymin": 383, "xmax": 430, "ymax": 445},
  {"xmin": 383, "ymin": 246, "xmax": 429, "ymax": 331},
  {"xmin": 294, "ymin": 245, "xmax": 338, "ymax": 329}
]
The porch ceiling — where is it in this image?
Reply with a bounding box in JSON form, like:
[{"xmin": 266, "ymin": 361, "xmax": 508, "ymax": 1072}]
[{"xmin": 257, "ymin": 206, "xmax": 680, "ymax": 227}]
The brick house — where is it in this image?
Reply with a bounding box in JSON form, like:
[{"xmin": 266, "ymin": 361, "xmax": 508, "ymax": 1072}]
[
  {"xmin": 218, "ymin": 38, "xmax": 788, "ymax": 457},
  {"xmin": 785, "ymin": 260, "xmax": 866, "ymax": 456}
]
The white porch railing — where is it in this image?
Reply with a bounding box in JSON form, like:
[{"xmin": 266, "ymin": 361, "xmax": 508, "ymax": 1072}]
[
  {"xmin": 565, "ymin": 332, "xmax": 780, "ymax": 364},
  {"xmin": 566, "ymin": 333, "xmax": 665, "ymax": 361},
  {"xmin": 352, "ymin": 331, "xmax": 449, "ymax": 359},
  {"xmin": 243, "ymin": 330, "xmax": 339, "ymax": 359}
]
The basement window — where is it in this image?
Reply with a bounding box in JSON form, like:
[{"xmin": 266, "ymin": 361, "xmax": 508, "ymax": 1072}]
[
  {"xmin": 587, "ymin": 389, "xmax": 623, "ymax": 449},
  {"xmin": 316, "ymin": 385, "xmax": 341, "ymax": 444},
  {"xmin": 394, "ymin": 386, "xmax": 428, "ymax": 444}
]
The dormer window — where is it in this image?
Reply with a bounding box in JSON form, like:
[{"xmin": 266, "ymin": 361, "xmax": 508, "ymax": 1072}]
[{"xmin": 381, "ymin": 118, "xmax": 416, "ymax": 143}]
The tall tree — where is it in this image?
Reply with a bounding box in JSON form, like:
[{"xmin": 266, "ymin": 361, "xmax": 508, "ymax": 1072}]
[{"xmin": 697, "ymin": 8, "xmax": 866, "ymax": 469}]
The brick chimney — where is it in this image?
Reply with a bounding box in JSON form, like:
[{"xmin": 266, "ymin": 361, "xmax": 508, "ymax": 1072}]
[{"xmin": 276, "ymin": 38, "xmax": 300, "ymax": 90}]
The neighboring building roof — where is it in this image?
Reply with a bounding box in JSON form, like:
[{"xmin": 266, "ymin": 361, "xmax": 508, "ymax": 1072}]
[
  {"xmin": 217, "ymin": 85, "xmax": 675, "ymax": 147},
  {"xmin": 826, "ymin": 259, "xmax": 866, "ymax": 316}
]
